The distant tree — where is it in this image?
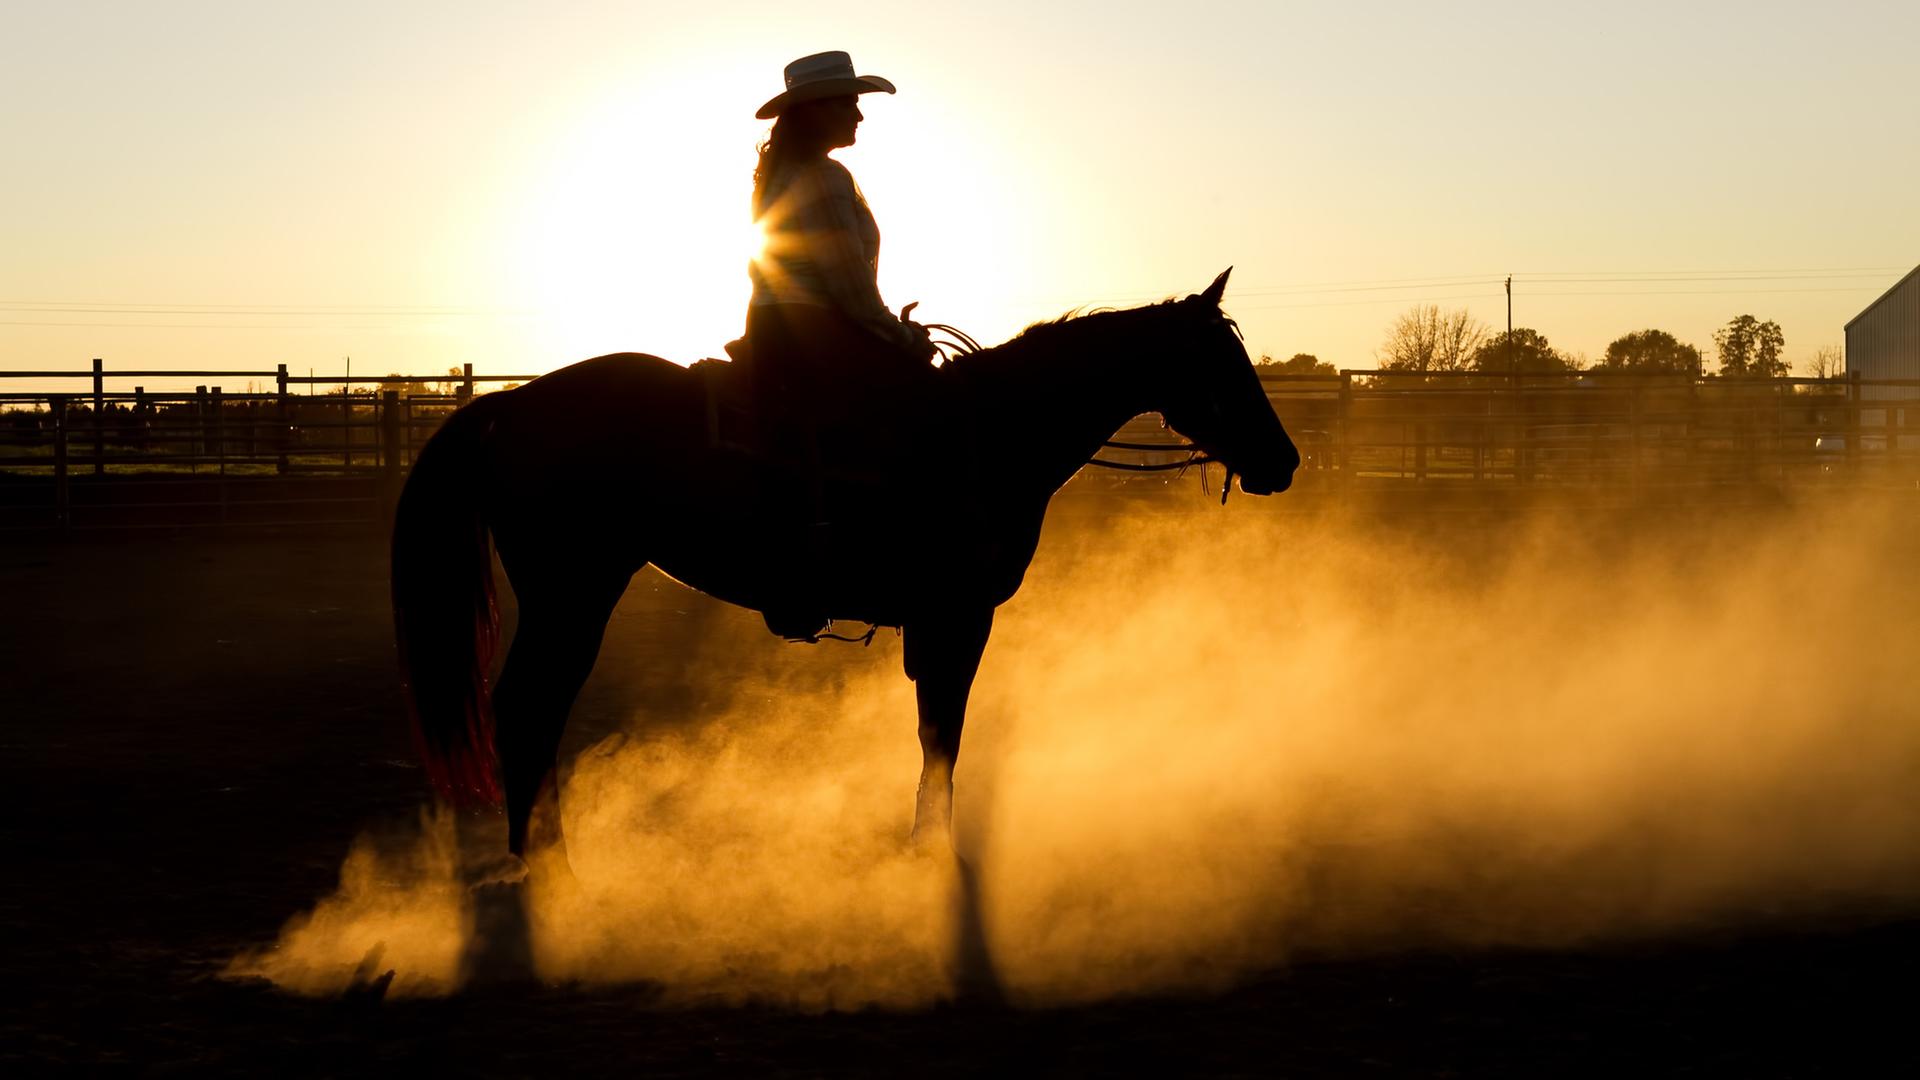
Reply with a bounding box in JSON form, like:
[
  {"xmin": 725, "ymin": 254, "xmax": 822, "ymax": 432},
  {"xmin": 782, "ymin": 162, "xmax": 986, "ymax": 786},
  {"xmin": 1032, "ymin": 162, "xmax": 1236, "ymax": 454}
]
[
  {"xmin": 386, "ymin": 372, "xmax": 436, "ymax": 396},
  {"xmin": 1599, "ymin": 329, "xmax": 1703, "ymax": 376},
  {"xmin": 1713, "ymin": 314, "xmax": 1786, "ymax": 377},
  {"xmin": 1378, "ymin": 305, "xmax": 1488, "ymax": 372},
  {"xmin": 1258, "ymin": 352, "xmax": 1336, "ymax": 375},
  {"xmin": 1806, "ymin": 344, "xmax": 1844, "ymax": 379},
  {"xmin": 1470, "ymin": 328, "xmax": 1575, "ymax": 374}
]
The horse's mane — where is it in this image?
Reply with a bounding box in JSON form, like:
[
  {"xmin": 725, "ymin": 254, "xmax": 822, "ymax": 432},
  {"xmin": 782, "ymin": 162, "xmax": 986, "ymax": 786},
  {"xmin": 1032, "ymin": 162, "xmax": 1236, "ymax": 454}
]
[{"xmin": 944, "ymin": 296, "xmax": 1193, "ymax": 374}]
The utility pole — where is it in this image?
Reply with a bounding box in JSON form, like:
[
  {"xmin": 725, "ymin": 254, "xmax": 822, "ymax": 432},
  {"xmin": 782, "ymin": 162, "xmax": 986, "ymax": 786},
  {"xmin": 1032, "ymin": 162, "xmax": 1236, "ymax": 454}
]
[
  {"xmin": 1507, "ymin": 274, "xmax": 1520, "ymax": 481},
  {"xmin": 343, "ymin": 356, "xmax": 352, "ymax": 468}
]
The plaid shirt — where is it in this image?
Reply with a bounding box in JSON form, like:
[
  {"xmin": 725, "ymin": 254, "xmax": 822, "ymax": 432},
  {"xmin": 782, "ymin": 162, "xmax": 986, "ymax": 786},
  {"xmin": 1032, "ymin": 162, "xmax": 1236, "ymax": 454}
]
[{"xmin": 749, "ymin": 159, "xmax": 909, "ymax": 348}]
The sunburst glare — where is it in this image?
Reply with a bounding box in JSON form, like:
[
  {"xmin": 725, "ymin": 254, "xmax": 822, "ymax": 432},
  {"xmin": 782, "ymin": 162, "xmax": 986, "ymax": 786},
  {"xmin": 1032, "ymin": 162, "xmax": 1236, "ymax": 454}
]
[{"xmin": 511, "ymin": 67, "xmax": 769, "ymax": 369}]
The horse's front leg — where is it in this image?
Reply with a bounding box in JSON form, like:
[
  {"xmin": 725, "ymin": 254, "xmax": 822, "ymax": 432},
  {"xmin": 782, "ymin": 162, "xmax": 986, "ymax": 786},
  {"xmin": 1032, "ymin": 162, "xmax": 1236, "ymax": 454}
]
[{"xmin": 903, "ymin": 608, "xmax": 995, "ymax": 847}]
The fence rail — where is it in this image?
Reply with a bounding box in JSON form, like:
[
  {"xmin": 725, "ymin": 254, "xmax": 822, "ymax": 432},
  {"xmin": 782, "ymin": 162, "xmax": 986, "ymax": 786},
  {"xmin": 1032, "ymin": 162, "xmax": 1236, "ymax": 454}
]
[{"xmin": 2, "ymin": 361, "xmax": 1916, "ymax": 533}]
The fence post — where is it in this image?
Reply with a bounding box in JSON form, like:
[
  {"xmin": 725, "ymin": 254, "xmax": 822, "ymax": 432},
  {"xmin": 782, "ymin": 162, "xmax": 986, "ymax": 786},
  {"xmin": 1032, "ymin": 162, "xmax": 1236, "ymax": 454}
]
[
  {"xmin": 1513, "ymin": 372, "xmax": 1530, "ymax": 484},
  {"xmin": 1846, "ymin": 371, "xmax": 1862, "ymax": 474},
  {"xmin": 212, "ymin": 386, "xmax": 230, "ymax": 521},
  {"xmin": 1742, "ymin": 382, "xmax": 1757, "ymax": 484},
  {"xmin": 459, "ymin": 362, "xmax": 474, "ymax": 404},
  {"xmin": 211, "ymin": 386, "xmax": 226, "ymax": 472},
  {"xmin": 51, "ymin": 394, "xmax": 70, "ymax": 534},
  {"xmin": 195, "ymin": 386, "xmax": 209, "ymax": 468},
  {"xmin": 1628, "ymin": 383, "xmax": 1643, "ymax": 498},
  {"xmin": 1773, "ymin": 380, "xmax": 1786, "ymax": 483},
  {"xmin": 1414, "ymin": 422, "xmax": 1427, "ymax": 482},
  {"xmin": 1474, "ymin": 389, "xmax": 1488, "ymax": 481},
  {"xmin": 91, "ymin": 357, "xmax": 105, "ymax": 475},
  {"xmin": 381, "ymin": 389, "xmax": 403, "ymax": 510},
  {"xmin": 276, "ymin": 363, "xmax": 290, "ymax": 474},
  {"xmin": 1686, "ymin": 377, "xmax": 1699, "ymax": 473},
  {"xmin": 1337, "ymin": 371, "xmax": 1353, "ymax": 486}
]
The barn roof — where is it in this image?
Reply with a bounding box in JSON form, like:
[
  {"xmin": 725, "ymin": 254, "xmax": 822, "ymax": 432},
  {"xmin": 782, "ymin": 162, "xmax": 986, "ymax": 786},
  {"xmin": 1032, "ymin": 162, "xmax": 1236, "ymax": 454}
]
[{"xmin": 1846, "ymin": 263, "xmax": 1920, "ymax": 331}]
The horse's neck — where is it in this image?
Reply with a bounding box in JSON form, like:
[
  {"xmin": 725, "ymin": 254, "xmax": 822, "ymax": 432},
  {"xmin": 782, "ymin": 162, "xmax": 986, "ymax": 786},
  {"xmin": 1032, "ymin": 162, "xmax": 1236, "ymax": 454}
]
[{"xmin": 964, "ymin": 314, "xmax": 1164, "ymax": 497}]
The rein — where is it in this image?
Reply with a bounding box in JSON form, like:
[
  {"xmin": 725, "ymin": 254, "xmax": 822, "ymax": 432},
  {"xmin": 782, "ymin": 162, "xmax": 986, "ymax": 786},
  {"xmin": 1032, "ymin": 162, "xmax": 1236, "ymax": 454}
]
[
  {"xmin": 922, "ymin": 322, "xmax": 985, "ymax": 359},
  {"xmin": 1086, "ymin": 446, "xmax": 1213, "ymax": 471},
  {"xmin": 1087, "ymin": 445, "xmax": 1235, "ymax": 504}
]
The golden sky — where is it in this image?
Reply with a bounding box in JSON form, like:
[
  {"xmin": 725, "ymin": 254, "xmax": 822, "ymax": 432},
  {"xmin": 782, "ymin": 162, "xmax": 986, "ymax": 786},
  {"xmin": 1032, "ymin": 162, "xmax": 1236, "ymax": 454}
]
[{"xmin": 4, "ymin": 1, "xmax": 1917, "ymax": 391}]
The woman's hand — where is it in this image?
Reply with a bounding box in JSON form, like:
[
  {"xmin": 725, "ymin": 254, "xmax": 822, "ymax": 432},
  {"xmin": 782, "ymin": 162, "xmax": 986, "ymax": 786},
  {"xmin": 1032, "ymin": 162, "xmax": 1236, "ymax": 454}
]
[{"xmin": 898, "ymin": 301, "xmax": 936, "ymax": 360}]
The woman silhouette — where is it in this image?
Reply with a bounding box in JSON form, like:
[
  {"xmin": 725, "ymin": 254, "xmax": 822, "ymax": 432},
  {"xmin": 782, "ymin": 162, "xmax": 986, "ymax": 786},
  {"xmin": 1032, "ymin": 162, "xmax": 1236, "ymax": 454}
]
[{"xmin": 743, "ymin": 51, "xmax": 934, "ymax": 430}]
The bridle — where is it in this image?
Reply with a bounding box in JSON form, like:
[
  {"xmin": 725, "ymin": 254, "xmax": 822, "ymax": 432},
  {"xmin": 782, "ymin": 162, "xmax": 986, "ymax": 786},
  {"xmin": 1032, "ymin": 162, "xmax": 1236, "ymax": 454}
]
[{"xmin": 923, "ymin": 315, "xmax": 1239, "ymax": 504}]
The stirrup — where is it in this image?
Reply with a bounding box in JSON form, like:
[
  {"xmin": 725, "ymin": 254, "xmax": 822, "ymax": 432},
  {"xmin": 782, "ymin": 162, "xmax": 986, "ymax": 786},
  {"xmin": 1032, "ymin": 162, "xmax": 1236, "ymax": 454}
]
[{"xmin": 763, "ymin": 608, "xmax": 830, "ymax": 643}]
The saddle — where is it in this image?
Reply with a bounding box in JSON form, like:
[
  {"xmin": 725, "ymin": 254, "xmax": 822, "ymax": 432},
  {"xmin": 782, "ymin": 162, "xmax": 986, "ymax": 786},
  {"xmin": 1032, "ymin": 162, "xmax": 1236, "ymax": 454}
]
[
  {"xmin": 692, "ymin": 341, "xmax": 936, "ymax": 488},
  {"xmin": 691, "ymin": 347, "xmax": 758, "ymax": 455},
  {"xmin": 691, "ymin": 346, "xmax": 953, "ymax": 644}
]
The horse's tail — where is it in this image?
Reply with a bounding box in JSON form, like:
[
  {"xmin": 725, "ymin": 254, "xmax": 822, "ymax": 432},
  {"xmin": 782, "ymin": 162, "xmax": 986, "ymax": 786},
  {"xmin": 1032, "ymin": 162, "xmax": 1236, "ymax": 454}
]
[{"xmin": 391, "ymin": 393, "xmax": 506, "ymax": 807}]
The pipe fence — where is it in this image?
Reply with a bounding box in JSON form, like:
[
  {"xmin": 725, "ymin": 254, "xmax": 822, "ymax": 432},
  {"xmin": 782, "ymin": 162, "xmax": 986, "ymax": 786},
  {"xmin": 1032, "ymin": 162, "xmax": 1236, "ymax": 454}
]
[{"xmin": 2, "ymin": 361, "xmax": 1916, "ymax": 533}]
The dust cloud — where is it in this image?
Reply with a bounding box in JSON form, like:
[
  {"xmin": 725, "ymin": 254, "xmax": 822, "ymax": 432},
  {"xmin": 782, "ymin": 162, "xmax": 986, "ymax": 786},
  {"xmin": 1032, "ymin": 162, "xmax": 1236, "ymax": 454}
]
[{"xmin": 231, "ymin": 493, "xmax": 1920, "ymax": 1006}]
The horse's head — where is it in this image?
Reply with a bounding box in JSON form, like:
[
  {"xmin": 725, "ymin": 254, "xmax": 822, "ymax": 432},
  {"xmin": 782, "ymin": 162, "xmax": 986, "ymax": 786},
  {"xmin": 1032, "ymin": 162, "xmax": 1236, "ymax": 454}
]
[{"xmin": 1153, "ymin": 269, "xmax": 1300, "ymax": 496}]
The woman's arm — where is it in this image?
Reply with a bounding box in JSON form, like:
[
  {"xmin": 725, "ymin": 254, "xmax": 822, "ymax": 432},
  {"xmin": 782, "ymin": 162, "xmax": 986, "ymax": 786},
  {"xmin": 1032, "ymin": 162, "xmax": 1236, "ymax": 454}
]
[{"xmin": 792, "ymin": 162, "xmax": 921, "ymax": 351}]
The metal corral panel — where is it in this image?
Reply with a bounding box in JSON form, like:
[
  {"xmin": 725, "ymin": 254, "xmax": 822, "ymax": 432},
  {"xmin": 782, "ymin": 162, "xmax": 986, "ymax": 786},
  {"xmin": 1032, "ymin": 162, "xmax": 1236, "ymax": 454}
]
[{"xmin": 1847, "ymin": 264, "xmax": 1920, "ymax": 400}]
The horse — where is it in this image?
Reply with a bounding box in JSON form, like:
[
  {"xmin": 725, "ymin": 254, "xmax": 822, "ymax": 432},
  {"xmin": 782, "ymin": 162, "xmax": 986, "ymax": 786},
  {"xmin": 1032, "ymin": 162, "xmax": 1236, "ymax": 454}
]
[{"xmin": 391, "ymin": 269, "xmax": 1299, "ymax": 869}]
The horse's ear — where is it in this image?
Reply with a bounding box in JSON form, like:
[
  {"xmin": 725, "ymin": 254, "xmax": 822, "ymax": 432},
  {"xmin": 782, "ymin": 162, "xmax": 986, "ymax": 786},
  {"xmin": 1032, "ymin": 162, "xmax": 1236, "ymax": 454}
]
[{"xmin": 1199, "ymin": 267, "xmax": 1232, "ymax": 307}]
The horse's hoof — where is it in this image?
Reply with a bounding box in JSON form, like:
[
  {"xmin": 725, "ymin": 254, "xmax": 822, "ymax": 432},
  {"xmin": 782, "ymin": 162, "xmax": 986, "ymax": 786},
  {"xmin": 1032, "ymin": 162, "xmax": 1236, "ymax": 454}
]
[
  {"xmin": 460, "ymin": 876, "xmax": 537, "ymax": 988},
  {"xmin": 342, "ymin": 944, "xmax": 395, "ymax": 1004}
]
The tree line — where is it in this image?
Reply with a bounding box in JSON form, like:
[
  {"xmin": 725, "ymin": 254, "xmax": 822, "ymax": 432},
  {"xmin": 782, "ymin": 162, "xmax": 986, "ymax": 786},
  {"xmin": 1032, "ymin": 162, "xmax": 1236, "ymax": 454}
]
[{"xmin": 1258, "ymin": 306, "xmax": 1844, "ymax": 378}]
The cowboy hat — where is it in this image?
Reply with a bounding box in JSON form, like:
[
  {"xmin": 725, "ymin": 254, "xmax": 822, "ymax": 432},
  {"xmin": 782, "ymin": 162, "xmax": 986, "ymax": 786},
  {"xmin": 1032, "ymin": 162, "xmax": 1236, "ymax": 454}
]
[{"xmin": 756, "ymin": 51, "xmax": 896, "ymax": 120}]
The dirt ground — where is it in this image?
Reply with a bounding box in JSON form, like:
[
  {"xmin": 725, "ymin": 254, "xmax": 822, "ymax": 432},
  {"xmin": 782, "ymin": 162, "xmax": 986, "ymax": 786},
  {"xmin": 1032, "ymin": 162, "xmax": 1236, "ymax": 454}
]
[{"xmin": 3, "ymin": 509, "xmax": 1917, "ymax": 1076}]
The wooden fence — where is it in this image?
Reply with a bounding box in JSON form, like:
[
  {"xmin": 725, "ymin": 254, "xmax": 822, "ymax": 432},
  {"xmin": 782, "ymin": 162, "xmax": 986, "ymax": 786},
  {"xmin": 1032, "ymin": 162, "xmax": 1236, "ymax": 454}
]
[
  {"xmin": 0, "ymin": 362, "xmax": 533, "ymax": 532},
  {"xmin": 1238, "ymin": 369, "xmax": 1920, "ymax": 489},
  {"xmin": 2, "ymin": 361, "xmax": 1917, "ymax": 533}
]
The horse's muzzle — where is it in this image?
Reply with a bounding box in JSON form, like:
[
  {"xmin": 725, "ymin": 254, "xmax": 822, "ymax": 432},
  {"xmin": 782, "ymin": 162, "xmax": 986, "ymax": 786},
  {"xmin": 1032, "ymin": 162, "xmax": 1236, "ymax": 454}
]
[{"xmin": 1237, "ymin": 462, "xmax": 1295, "ymax": 496}]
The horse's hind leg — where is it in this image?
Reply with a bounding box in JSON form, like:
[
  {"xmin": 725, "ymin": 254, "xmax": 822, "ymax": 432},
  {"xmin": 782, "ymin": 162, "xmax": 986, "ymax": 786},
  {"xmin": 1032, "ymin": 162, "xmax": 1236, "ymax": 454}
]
[{"xmin": 493, "ymin": 568, "xmax": 632, "ymax": 865}]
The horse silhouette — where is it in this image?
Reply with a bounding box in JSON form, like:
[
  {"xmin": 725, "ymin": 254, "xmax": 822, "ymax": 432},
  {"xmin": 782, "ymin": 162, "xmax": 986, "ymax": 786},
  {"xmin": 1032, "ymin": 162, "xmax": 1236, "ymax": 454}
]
[{"xmin": 391, "ymin": 269, "xmax": 1298, "ymax": 868}]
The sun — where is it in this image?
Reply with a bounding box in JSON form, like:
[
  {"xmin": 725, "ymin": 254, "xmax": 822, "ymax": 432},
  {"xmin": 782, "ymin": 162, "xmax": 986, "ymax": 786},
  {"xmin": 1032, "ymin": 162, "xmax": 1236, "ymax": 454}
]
[
  {"xmin": 505, "ymin": 61, "xmax": 1035, "ymax": 372},
  {"xmin": 511, "ymin": 74, "xmax": 769, "ymax": 369}
]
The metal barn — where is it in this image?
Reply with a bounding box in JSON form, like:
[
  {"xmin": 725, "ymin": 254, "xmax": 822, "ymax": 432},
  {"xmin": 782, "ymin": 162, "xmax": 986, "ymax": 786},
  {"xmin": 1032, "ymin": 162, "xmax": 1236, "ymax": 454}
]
[
  {"xmin": 1847, "ymin": 264, "xmax": 1920, "ymax": 390},
  {"xmin": 1845, "ymin": 264, "xmax": 1920, "ymax": 446}
]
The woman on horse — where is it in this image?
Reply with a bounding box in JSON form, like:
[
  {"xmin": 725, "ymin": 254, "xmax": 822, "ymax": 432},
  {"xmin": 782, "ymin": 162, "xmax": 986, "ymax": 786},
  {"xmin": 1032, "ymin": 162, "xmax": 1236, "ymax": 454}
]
[{"xmin": 742, "ymin": 51, "xmax": 935, "ymax": 432}]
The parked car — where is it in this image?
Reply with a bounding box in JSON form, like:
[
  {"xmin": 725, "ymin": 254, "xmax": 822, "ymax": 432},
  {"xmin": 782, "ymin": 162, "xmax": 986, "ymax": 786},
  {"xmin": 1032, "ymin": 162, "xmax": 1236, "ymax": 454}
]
[{"xmin": 1813, "ymin": 434, "xmax": 1888, "ymax": 454}]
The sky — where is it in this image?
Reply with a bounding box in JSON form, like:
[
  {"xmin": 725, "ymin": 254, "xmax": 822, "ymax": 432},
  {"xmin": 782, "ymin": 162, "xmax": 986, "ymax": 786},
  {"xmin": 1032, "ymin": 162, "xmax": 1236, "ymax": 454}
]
[{"xmin": 4, "ymin": 0, "xmax": 1917, "ymax": 392}]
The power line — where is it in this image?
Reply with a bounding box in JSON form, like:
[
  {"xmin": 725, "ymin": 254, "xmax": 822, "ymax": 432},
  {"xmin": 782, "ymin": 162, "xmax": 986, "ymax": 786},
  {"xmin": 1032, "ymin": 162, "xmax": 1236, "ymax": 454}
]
[
  {"xmin": 1514, "ymin": 265, "xmax": 1908, "ymax": 278},
  {"xmin": 1518, "ymin": 286, "xmax": 1886, "ymax": 298},
  {"xmin": 0, "ymin": 320, "xmax": 450, "ymax": 330},
  {"xmin": 0, "ymin": 303, "xmax": 522, "ymax": 316},
  {"xmin": 1229, "ymin": 291, "xmax": 1505, "ymax": 311},
  {"xmin": 1011, "ymin": 266, "xmax": 1911, "ymax": 310},
  {"xmin": 1513, "ymin": 275, "xmax": 1895, "ymax": 286}
]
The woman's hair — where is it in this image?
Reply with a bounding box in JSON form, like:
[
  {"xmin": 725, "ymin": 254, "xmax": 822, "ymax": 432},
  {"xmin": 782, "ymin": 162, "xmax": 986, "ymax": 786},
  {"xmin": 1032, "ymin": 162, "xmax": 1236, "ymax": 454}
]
[{"xmin": 752, "ymin": 101, "xmax": 836, "ymax": 218}]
